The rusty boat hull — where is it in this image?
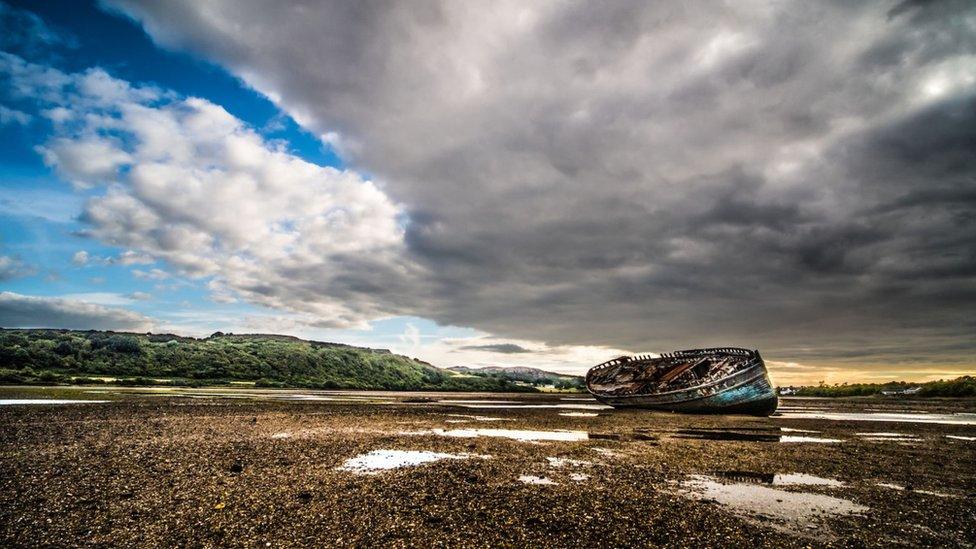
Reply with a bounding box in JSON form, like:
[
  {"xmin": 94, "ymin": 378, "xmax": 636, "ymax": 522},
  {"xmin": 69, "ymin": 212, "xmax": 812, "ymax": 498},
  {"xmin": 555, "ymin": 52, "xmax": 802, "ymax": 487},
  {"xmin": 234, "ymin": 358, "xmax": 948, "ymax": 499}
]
[{"xmin": 585, "ymin": 348, "xmax": 778, "ymax": 416}]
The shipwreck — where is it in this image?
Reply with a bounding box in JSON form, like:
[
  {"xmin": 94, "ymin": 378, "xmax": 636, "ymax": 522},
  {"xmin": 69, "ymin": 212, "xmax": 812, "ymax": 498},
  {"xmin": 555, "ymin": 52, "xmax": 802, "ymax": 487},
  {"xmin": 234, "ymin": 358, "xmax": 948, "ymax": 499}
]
[{"xmin": 585, "ymin": 347, "xmax": 778, "ymax": 416}]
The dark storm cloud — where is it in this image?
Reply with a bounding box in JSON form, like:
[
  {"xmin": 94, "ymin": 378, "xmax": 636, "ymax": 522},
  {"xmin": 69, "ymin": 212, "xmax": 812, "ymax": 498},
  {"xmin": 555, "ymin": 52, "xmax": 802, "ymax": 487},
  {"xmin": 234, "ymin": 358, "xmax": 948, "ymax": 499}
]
[
  {"xmin": 100, "ymin": 0, "xmax": 976, "ymax": 369},
  {"xmin": 458, "ymin": 343, "xmax": 534, "ymax": 354},
  {"xmin": 0, "ymin": 292, "xmax": 154, "ymax": 331}
]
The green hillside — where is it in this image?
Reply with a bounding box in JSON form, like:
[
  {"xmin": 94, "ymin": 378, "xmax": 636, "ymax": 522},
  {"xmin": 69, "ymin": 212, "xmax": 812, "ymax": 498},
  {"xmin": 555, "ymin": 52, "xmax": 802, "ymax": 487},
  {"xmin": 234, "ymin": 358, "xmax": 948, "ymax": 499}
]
[{"xmin": 0, "ymin": 329, "xmax": 535, "ymax": 392}]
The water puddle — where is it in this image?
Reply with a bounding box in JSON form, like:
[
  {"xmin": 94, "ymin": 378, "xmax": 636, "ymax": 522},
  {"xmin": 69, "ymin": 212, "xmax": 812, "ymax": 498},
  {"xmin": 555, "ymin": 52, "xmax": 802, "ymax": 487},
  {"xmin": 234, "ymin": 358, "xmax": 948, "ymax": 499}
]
[
  {"xmin": 945, "ymin": 435, "xmax": 975, "ymax": 441},
  {"xmin": 569, "ymin": 473, "xmax": 590, "ymax": 481},
  {"xmin": 338, "ymin": 450, "xmax": 488, "ymax": 474},
  {"xmin": 672, "ymin": 429, "xmax": 841, "ymax": 443},
  {"xmin": 875, "ymin": 482, "xmax": 956, "ymax": 498},
  {"xmin": 453, "ymin": 403, "xmax": 612, "ymax": 410},
  {"xmin": 270, "ymin": 432, "xmax": 292, "ymax": 439},
  {"xmin": 715, "ymin": 471, "xmax": 844, "ymax": 488},
  {"xmin": 591, "ymin": 447, "xmax": 619, "ymax": 457},
  {"xmin": 443, "ymin": 414, "xmax": 513, "ymax": 423},
  {"xmin": 714, "ymin": 471, "xmax": 844, "ymax": 487},
  {"xmin": 855, "ymin": 432, "xmax": 920, "ymax": 443},
  {"xmin": 546, "ymin": 457, "xmax": 593, "ymax": 468},
  {"xmin": 773, "ymin": 473, "xmax": 845, "ymax": 487},
  {"xmin": 437, "ymin": 400, "xmax": 523, "ymax": 404},
  {"xmin": 559, "ymin": 412, "xmax": 599, "ymax": 417},
  {"xmin": 672, "ymin": 429, "xmax": 781, "ymax": 442},
  {"xmin": 0, "ymin": 399, "xmax": 109, "ymax": 405},
  {"xmin": 167, "ymin": 391, "xmax": 396, "ymax": 404},
  {"xmin": 780, "ymin": 427, "xmax": 820, "ymax": 433},
  {"xmin": 777, "ymin": 411, "xmax": 976, "ymax": 425},
  {"xmin": 779, "ymin": 435, "xmax": 843, "ymax": 443},
  {"xmin": 273, "ymin": 394, "xmax": 394, "ymax": 403},
  {"xmin": 408, "ymin": 428, "xmax": 589, "ymax": 442},
  {"xmin": 518, "ymin": 475, "xmax": 557, "ymax": 485},
  {"xmin": 676, "ymin": 474, "xmax": 868, "ymax": 538}
]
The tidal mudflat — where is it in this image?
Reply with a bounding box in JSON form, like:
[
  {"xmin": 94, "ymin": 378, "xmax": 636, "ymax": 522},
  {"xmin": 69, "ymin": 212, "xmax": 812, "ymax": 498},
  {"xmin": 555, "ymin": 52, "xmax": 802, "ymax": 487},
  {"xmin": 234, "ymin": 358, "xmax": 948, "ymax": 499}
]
[{"xmin": 1, "ymin": 387, "xmax": 974, "ymax": 547}]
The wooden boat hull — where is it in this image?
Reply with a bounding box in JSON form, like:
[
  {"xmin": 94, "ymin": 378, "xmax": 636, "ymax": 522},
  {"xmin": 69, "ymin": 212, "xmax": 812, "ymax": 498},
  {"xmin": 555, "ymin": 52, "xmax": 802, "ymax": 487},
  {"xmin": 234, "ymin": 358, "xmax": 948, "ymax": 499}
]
[{"xmin": 586, "ymin": 348, "xmax": 778, "ymax": 416}]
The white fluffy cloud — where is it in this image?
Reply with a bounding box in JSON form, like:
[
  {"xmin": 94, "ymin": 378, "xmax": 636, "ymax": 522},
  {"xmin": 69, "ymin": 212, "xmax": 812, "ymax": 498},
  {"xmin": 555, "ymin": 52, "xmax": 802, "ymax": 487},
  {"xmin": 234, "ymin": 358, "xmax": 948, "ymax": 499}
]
[
  {"xmin": 2, "ymin": 53, "xmax": 410, "ymax": 329},
  {"xmin": 0, "ymin": 291, "xmax": 154, "ymax": 331}
]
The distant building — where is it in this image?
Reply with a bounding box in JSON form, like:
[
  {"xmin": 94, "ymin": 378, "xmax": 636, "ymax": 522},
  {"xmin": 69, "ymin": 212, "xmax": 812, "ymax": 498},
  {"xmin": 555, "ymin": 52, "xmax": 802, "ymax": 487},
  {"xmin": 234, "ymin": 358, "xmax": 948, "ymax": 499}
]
[{"xmin": 778, "ymin": 386, "xmax": 798, "ymax": 396}]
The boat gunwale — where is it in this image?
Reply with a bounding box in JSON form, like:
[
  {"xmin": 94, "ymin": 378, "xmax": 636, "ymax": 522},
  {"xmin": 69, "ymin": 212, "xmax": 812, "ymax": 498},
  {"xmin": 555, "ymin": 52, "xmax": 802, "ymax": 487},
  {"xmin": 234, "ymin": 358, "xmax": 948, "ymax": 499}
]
[
  {"xmin": 587, "ymin": 347, "xmax": 757, "ymax": 374},
  {"xmin": 590, "ymin": 366, "xmax": 770, "ymax": 404},
  {"xmin": 585, "ymin": 349, "xmax": 767, "ymax": 399}
]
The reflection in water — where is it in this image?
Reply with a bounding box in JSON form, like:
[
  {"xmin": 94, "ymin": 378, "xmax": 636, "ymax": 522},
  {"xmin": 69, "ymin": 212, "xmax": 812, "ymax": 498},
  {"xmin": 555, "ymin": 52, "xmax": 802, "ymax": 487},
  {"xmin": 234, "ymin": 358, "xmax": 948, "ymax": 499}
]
[
  {"xmin": 875, "ymin": 482, "xmax": 957, "ymax": 498},
  {"xmin": 714, "ymin": 471, "xmax": 845, "ymax": 487},
  {"xmin": 443, "ymin": 414, "xmax": 512, "ymax": 423},
  {"xmin": 338, "ymin": 449, "xmax": 487, "ymax": 474},
  {"xmin": 945, "ymin": 435, "xmax": 976, "ymax": 441},
  {"xmin": 672, "ymin": 429, "xmax": 842, "ymax": 443},
  {"xmin": 559, "ymin": 412, "xmax": 599, "ymax": 417},
  {"xmin": 437, "ymin": 400, "xmax": 523, "ymax": 404},
  {"xmin": 671, "ymin": 429, "xmax": 780, "ymax": 442},
  {"xmin": 409, "ymin": 428, "xmax": 590, "ymax": 442},
  {"xmin": 546, "ymin": 457, "xmax": 593, "ymax": 468},
  {"xmin": 778, "ymin": 411, "xmax": 976, "ymax": 425},
  {"xmin": 772, "ymin": 473, "xmax": 845, "ymax": 486},
  {"xmin": 779, "ymin": 435, "xmax": 843, "ymax": 443},
  {"xmin": 855, "ymin": 432, "xmax": 920, "ymax": 443}
]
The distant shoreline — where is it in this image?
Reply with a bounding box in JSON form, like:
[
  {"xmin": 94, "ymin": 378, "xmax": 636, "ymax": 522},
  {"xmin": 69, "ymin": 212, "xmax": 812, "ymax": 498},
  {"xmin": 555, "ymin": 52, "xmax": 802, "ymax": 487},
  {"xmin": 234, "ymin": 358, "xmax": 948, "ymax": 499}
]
[{"xmin": 0, "ymin": 328, "xmax": 585, "ymax": 393}]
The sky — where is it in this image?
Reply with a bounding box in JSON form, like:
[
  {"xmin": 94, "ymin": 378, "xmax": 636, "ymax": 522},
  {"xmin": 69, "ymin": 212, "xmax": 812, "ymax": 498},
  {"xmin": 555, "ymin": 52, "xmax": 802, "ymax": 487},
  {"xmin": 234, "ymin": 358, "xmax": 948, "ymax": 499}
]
[{"xmin": 1, "ymin": 0, "xmax": 974, "ymax": 384}]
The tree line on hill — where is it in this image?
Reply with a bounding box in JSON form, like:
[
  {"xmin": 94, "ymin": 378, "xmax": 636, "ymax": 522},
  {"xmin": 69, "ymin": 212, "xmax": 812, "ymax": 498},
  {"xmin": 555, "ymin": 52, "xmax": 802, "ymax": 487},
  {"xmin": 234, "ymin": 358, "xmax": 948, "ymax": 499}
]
[
  {"xmin": 0, "ymin": 329, "xmax": 540, "ymax": 392},
  {"xmin": 786, "ymin": 377, "xmax": 976, "ymax": 397}
]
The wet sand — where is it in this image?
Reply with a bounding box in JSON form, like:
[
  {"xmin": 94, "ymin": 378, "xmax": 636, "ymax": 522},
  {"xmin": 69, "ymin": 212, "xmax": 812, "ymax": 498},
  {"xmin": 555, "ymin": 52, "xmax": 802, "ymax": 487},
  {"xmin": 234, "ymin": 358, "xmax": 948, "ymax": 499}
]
[{"xmin": 1, "ymin": 387, "xmax": 974, "ymax": 547}]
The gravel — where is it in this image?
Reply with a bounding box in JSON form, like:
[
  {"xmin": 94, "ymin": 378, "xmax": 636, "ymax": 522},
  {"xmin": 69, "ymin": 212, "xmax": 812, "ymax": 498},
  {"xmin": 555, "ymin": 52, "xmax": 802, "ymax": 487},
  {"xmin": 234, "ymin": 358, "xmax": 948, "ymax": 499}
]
[{"xmin": 1, "ymin": 389, "xmax": 974, "ymax": 547}]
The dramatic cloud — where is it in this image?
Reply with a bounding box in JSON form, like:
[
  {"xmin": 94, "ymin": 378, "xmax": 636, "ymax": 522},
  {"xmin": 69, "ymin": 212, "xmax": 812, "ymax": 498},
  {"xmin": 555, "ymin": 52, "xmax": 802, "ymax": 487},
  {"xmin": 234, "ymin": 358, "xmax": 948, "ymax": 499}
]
[
  {"xmin": 459, "ymin": 343, "xmax": 533, "ymax": 354},
  {"xmin": 103, "ymin": 0, "xmax": 976, "ymax": 371},
  {"xmin": 3, "ymin": 1, "xmax": 973, "ymax": 375},
  {"xmin": 0, "ymin": 291, "xmax": 154, "ymax": 331}
]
